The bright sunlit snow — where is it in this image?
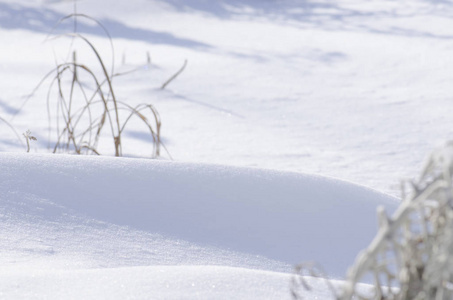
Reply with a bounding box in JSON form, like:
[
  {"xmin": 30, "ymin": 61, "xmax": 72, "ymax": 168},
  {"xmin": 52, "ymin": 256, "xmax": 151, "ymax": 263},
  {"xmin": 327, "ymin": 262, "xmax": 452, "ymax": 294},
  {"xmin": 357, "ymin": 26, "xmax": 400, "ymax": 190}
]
[{"xmin": 1, "ymin": 0, "xmax": 451, "ymax": 298}]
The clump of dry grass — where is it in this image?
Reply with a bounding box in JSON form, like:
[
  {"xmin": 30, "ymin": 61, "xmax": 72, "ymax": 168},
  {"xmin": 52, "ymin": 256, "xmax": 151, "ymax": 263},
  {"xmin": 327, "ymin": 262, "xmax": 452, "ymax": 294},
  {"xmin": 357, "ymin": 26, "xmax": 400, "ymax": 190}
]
[{"xmin": 29, "ymin": 13, "xmax": 166, "ymax": 158}]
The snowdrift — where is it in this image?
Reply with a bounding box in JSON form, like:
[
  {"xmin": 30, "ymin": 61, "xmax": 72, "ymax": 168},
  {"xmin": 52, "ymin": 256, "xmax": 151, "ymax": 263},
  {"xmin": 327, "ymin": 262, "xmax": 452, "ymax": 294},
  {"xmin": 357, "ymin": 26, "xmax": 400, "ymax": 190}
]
[{"xmin": 0, "ymin": 153, "xmax": 397, "ymax": 279}]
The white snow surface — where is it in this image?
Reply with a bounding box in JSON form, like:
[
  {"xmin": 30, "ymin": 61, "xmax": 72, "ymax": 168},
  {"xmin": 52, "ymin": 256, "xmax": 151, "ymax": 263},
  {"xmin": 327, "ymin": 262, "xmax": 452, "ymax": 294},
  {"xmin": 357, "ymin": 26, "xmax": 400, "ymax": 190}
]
[
  {"xmin": 0, "ymin": 152, "xmax": 394, "ymax": 299},
  {"xmin": 1, "ymin": 153, "xmax": 395, "ymax": 299},
  {"xmin": 0, "ymin": 0, "xmax": 449, "ymax": 298}
]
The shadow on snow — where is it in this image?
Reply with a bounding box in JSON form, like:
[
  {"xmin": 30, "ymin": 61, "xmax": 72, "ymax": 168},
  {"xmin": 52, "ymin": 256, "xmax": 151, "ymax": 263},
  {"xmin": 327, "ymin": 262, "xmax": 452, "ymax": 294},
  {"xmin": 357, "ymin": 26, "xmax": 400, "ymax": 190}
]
[
  {"xmin": 0, "ymin": 3, "xmax": 212, "ymax": 49},
  {"xmin": 164, "ymin": 0, "xmax": 453, "ymax": 40}
]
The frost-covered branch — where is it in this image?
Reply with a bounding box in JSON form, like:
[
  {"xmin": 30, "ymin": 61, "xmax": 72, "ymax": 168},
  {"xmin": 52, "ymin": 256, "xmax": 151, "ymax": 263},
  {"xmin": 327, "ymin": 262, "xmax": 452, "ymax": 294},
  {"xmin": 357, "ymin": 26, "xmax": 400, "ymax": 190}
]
[{"xmin": 339, "ymin": 142, "xmax": 453, "ymax": 300}]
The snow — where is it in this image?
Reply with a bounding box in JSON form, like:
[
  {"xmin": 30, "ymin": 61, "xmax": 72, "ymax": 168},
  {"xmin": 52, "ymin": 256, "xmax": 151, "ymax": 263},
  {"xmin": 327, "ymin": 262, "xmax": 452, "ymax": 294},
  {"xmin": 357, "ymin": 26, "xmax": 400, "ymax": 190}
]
[
  {"xmin": 0, "ymin": 0, "xmax": 450, "ymax": 298},
  {"xmin": 1, "ymin": 266, "xmax": 291, "ymax": 300},
  {"xmin": 0, "ymin": 153, "xmax": 393, "ymax": 298},
  {"xmin": 2, "ymin": 265, "xmax": 369, "ymax": 300}
]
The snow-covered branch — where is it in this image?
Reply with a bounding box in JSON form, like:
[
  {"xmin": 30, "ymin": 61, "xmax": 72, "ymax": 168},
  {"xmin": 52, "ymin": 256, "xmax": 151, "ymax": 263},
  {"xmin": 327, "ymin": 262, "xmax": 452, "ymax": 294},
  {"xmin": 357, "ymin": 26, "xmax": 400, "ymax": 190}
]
[{"xmin": 339, "ymin": 142, "xmax": 453, "ymax": 299}]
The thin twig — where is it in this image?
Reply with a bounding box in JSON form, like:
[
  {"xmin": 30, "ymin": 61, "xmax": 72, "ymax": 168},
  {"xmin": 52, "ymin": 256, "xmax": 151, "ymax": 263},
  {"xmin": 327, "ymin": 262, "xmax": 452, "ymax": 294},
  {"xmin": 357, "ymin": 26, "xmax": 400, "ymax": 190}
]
[{"xmin": 161, "ymin": 59, "xmax": 187, "ymax": 89}]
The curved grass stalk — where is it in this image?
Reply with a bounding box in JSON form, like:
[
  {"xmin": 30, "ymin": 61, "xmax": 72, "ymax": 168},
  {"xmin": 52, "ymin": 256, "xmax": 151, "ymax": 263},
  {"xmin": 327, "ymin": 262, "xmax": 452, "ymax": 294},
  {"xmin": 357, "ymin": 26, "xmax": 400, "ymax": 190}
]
[
  {"xmin": 0, "ymin": 116, "xmax": 24, "ymax": 147},
  {"xmin": 48, "ymin": 13, "xmax": 115, "ymax": 78}
]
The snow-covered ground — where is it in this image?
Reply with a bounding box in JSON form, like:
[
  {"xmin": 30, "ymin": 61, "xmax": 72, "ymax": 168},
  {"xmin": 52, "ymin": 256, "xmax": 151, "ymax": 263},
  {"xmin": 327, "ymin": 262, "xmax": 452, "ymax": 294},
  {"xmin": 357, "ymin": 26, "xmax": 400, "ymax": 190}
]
[
  {"xmin": 0, "ymin": 153, "xmax": 391, "ymax": 298},
  {"xmin": 1, "ymin": 0, "xmax": 451, "ymax": 298}
]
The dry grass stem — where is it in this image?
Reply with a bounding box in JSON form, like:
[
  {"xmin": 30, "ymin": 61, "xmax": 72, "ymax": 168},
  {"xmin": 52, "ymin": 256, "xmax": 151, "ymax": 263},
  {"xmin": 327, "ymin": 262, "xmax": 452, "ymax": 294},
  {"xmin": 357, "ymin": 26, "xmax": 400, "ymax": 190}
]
[
  {"xmin": 23, "ymin": 130, "xmax": 37, "ymax": 153},
  {"xmin": 161, "ymin": 59, "xmax": 187, "ymax": 89},
  {"xmin": 0, "ymin": 115, "xmax": 24, "ymax": 147}
]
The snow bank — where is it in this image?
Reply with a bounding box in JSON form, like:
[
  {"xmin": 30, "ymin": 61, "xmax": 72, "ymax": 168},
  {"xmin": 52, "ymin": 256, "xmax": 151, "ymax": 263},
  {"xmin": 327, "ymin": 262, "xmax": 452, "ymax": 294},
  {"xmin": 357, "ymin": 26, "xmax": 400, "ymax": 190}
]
[{"xmin": 0, "ymin": 153, "xmax": 397, "ymax": 279}]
